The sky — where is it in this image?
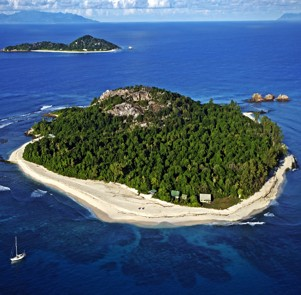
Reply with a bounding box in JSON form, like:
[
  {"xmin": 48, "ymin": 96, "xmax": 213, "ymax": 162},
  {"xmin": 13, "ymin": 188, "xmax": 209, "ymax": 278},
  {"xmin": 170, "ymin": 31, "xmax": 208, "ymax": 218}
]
[{"xmin": 0, "ymin": 0, "xmax": 301, "ymax": 21}]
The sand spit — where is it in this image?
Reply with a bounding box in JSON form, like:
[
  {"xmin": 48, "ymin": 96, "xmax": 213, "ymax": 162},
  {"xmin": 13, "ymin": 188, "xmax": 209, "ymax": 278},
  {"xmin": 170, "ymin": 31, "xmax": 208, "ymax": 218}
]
[{"xmin": 9, "ymin": 142, "xmax": 295, "ymax": 227}]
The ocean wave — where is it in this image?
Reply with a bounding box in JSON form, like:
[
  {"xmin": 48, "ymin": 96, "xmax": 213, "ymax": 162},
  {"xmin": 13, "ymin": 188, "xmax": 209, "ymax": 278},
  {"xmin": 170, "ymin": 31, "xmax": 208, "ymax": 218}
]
[
  {"xmin": 0, "ymin": 215, "xmax": 15, "ymax": 223},
  {"xmin": 0, "ymin": 185, "xmax": 11, "ymax": 192},
  {"xmin": 20, "ymin": 112, "xmax": 33, "ymax": 118},
  {"xmin": 82, "ymin": 207, "xmax": 97, "ymax": 219},
  {"xmin": 0, "ymin": 122, "xmax": 13, "ymax": 129},
  {"xmin": 270, "ymin": 200, "xmax": 279, "ymax": 206},
  {"xmin": 216, "ymin": 221, "xmax": 266, "ymax": 227},
  {"xmin": 264, "ymin": 212, "xmax": 275, "ymax": 217},
  {"xmin": 31, "ymin": 189, "xmax": 48, "ymax": 198},
  {"xmin": 51, "ymin": 106, "xmax": 67, "ymax": 111},
  {"xmin": 40, "ymin": 105, "xmax": 53, "ymax": 111},
  {"xmin": 238, "ymin": 221, "xmax": 265, "ymax": 226}
]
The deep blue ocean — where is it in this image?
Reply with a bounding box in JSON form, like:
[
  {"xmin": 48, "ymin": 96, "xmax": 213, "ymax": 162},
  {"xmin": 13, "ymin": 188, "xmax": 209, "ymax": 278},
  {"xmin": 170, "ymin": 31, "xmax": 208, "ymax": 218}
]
[{"xmin": 0, "ymin": 22, "xmax": 301, "ymax": 294}]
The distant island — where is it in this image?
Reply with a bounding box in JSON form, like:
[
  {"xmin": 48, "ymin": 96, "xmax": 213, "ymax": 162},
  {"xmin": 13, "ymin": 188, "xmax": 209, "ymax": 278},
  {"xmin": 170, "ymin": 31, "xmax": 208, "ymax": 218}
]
[
  {"xmin": 0, "ymin": 11, "xmax": 98, "ymax": 24},
  {"xmin": 2, "ymin": 35, "xmax": 120, "ymax": 53},
  {"xmin": 278, "ymin": 13, "xmax": 301, "ymax": 21},
  {"xmin": 22, "ymin": 86, "xmax": 289, "ymax": 209}
]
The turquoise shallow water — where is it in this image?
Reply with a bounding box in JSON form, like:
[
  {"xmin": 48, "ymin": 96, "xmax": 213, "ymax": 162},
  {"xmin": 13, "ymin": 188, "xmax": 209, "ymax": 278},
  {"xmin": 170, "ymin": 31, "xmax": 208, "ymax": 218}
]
[{"xmin": 0, "ymin": 22, "xmax": 301, "ymax": 294}]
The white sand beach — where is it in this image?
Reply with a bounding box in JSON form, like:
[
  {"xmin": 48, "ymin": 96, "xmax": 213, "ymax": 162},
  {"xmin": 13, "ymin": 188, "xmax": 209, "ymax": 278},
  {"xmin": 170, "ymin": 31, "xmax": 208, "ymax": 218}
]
[
  {"xmin": 9, "ymin": 142, "xmax": 295, "ymax": 227},
  {"xmin": 31, "ymin": 49, "xmax": 119, "ymax": 54},
  {"xmin": 243, "ymin": 112, "xmax": 255, "ymax": 121}
]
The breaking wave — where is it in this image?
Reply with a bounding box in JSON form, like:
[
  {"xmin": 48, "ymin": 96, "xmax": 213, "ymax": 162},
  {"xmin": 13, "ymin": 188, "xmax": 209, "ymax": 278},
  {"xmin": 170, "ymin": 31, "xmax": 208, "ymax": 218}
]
[
  {"xmin": 40, "ymin": 105, "xmax": 53, "ymax": 111},
  {"xmin": 238, "ymin": 221, "xmax": 265, "ymax": 226},
  {"xmin": 0, "ymin": 122, "xmax": 13, "ymax": 129},
  {"xmin": 31, "ymin": 189, "xmax": 48, "ymax": 198},
  {"xmin": 270, "ymin": 200, "xmax": 279, "ymax": 206},
  {"xmin": 264, "ymin": 212, "xmax": 275, "ymax": 217},
  {"xmin": 0, "ymin": 185, "xmax": 11, "ymax": 192}
]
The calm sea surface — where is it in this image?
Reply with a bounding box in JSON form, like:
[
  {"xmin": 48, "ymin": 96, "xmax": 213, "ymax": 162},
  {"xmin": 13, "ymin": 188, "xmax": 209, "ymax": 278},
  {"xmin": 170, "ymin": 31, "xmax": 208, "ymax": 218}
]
[{"xmin": 0, "ymin": 22, "xmax": 301, "ymax": 294}]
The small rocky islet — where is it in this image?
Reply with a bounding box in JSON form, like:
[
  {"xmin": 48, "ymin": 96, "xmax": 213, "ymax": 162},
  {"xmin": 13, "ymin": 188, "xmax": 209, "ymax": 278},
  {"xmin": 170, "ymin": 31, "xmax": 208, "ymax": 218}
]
[
  {"xmin": 2, "ymin": 35, "xmax": 120, "ymax": 52},
  {"xmin": 249, "ymin": 92, "xmax": 290, "ymax": 103}
]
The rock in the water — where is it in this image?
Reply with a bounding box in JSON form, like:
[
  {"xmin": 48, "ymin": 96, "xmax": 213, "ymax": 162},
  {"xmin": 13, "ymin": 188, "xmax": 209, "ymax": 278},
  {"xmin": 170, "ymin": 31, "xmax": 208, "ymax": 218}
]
[
  {"xmin": 264, "ymin": 94, "xmax": 275, "ymax": 101},
  {"xmin": 249, "ymin": 92, "xmax": 290, "ymax": 103},
  {"xmin": 251, "ymin": 93, "xmax": 264, "ymax": 102},
  {"xmin": 276, "ymin": 94, "xmax": 289, "ymax": 101}
]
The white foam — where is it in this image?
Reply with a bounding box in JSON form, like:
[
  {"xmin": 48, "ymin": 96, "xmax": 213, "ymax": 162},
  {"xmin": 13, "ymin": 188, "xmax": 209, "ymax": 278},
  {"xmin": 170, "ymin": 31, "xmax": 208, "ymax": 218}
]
[
  {"xmin": 40, "ymin": 105, "xmax": 53, "ymax": 111},
  {"xmin": 0, "ymin": 122, "xmax": 13, "ymax": 129},
  {"xmin": 20, "ymin": 112, "xmax": 32, "ymax": 118},
  {"xmin": 270, "ymin": 200, "xmax": 279, "ymax": 206},
  {"xmin": 0, "ymin": 185, "xmax": 11, "ymax": 192},
  {"xmin": 238, "ymin": 221, "xmax": 265, "ymax": 226},
  {"xmin": 31, "ymin": 189, "xmax": 47, "ymax": 198},
  {"xmin": 264, "ymin": 212, "xmax": 275, "ymax": 217},
  {"xmin": 50, "ymin": 106, "xmax": 66, "ymax": 111},
  {"xmin": 220, "ymin": 221, "xmax": 265, "ymax": 227}
]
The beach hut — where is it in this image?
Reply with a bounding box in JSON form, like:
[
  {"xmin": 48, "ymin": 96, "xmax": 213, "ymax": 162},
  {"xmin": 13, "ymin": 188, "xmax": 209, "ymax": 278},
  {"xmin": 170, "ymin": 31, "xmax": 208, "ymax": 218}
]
[
  {"xmin": 181, "ymin": 194, "xmax": 188, "ymax": 201},
  {"xmin": 199, "ymin": 193, "xmax": 212, "ymax": 203},
  {"xmin": 171, "ymin": 190, "xmax": 180, "ymax": 200},
  {"xmin": 148, "ymin": 189, "xmax": 157, "ymax": 196}
]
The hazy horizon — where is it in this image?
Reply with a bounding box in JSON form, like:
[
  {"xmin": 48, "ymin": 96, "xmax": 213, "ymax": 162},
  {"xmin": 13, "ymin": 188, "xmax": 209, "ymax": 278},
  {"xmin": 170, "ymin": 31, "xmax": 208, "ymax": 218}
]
[{"xmin": 0, "ymin": 0, "xmax": 300, "ymax": 22}]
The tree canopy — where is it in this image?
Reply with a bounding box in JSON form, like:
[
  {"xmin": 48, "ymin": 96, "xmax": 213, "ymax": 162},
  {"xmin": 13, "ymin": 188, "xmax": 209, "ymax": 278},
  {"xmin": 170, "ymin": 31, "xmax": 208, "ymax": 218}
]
[
  {"xmin": 3, "ymin": 35, "xmax": 120, "ymax": 52},
  {"xmin": 23, "ymin": 86, "xmax": 286, "ymax": 208}
]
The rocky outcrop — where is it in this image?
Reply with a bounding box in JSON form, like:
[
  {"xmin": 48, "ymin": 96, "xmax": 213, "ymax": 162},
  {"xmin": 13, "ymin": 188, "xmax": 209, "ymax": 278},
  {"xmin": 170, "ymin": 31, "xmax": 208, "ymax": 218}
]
[
  {"xmin": 108, "ymin": 102, "xmax": 143, "ymax": 118},
  {"xmin": 250, "ymin": 93, "xmax": 264, "ymax": 102},
  {"xmin": 98, "ymin": 87, "xmax": 166, "ymax": 119},
  {"xmin": 99, "ymin": 88, "xmax": 153, "ymax": 102},
  {"xmin": 24, "ymin": 128, "xmax": 35, "ymax": 137},
  {"xmin": 276, "ymin": 94, "xmax": 289, "ymax": 102},
  {"xmin": 249, "ymin": 93, "xmax": 289, "ymax": 103},
  {"xmin": 264, "ymin": 94, "xmax": 275, "ymax": 101}
]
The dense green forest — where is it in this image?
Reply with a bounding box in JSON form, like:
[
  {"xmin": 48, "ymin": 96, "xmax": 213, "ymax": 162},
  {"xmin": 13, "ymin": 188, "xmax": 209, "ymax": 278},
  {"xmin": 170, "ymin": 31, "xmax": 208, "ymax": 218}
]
[
  {"xmin": 3, "ymin": 35, "xmax": 120, "ymax": 52},
  {"xmin": 23, "ymin": 86, "xmax": 286, "ymax": 208}
]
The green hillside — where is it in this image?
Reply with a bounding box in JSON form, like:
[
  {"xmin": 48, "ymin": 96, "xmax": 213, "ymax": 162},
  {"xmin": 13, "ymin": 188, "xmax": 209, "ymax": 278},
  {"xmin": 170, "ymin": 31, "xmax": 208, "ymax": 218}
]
[
  {"xmin": 3, "ymin": 35, "xmax": 120, "ymax": 52},
  {"xmin": 23, "ymin": 86, "xmax": 286, "ymax": 208}
]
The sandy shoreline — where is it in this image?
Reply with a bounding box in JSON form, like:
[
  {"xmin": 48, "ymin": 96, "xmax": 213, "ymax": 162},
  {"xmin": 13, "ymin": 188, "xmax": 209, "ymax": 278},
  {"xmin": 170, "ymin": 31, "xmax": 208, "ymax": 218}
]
[
  {"xmin": 2, "ymin": 49, "xmax": 119, "ymax": 54},
  {"xmin": 9, "ymin": 142, "xmax": 295, "ymax": 227},
  {"xmin": 31, "ymin": 49, "xmax": 119, "ymax": 54}
]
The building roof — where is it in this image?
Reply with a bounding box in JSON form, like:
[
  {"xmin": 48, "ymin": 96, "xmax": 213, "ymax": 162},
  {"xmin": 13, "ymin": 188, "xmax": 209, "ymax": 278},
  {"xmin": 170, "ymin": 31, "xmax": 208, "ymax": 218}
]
[
  {"xmin": 199, "ymin": 193, "xmax": 212, "ymax": 201},
  {"xmin": 171, "ymin": 190, "xmax": 180, "ymax": 197}
]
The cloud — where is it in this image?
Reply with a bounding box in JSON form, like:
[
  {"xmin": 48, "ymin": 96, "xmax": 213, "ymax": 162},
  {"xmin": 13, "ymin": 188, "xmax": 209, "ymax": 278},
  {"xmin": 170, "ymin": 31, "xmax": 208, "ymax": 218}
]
[
  {"xmin": 1, "ymin": 0, "xmax": 301, "ymax": 20},
  {"xmin": 2, "ymin": 0, "xmax": 299, "ymax": 10}
]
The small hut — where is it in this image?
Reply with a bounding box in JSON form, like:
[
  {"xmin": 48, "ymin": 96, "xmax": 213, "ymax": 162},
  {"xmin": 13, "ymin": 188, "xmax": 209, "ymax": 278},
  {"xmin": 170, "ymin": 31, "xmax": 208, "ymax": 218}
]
[
  {"xmin": 199, "ymin": 193, "xmax": 212, "ymax": 203},
  {"xmin": 181, "ymin": 194, "xmax": 188, "ymax": 201},
  {"xmin": 171, "ymin": 190, "xmax": 180, "ymax": 200},
  {"xmin": 148, "ymin": 189, "xmax": 157, "ymax": 196}
]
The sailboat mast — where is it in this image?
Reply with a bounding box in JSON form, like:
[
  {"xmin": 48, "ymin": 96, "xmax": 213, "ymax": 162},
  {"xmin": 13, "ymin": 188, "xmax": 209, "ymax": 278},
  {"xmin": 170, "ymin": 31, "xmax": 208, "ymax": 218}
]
[{"xmin": 15, "ymin": 236, "xmax": 18, "ymax": 255}]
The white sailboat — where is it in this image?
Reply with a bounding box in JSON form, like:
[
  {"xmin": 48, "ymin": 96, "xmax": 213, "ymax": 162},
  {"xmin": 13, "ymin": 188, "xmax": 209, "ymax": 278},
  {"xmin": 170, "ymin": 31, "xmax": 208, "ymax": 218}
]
[{"xmin": 10, "ymin": 236, "xmax": 26, "ymax": 263}]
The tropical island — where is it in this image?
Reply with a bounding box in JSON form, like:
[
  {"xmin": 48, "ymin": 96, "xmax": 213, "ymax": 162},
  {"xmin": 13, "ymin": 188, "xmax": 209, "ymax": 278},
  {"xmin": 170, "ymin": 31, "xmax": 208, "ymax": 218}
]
[
  {"xmin": 9, "ymin": 86, "xmax": 295, "ymax": 226},
  {"xmin": 2, "ymin": 35, "xmax": 120, "ymax": 53},
  {"xmin": 278, "ymin": 13, "xmax": 301, "ymax": 22},
  {"xmin": 0, "ymin": 10, "xmax": 99, "ymax": 24}
]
